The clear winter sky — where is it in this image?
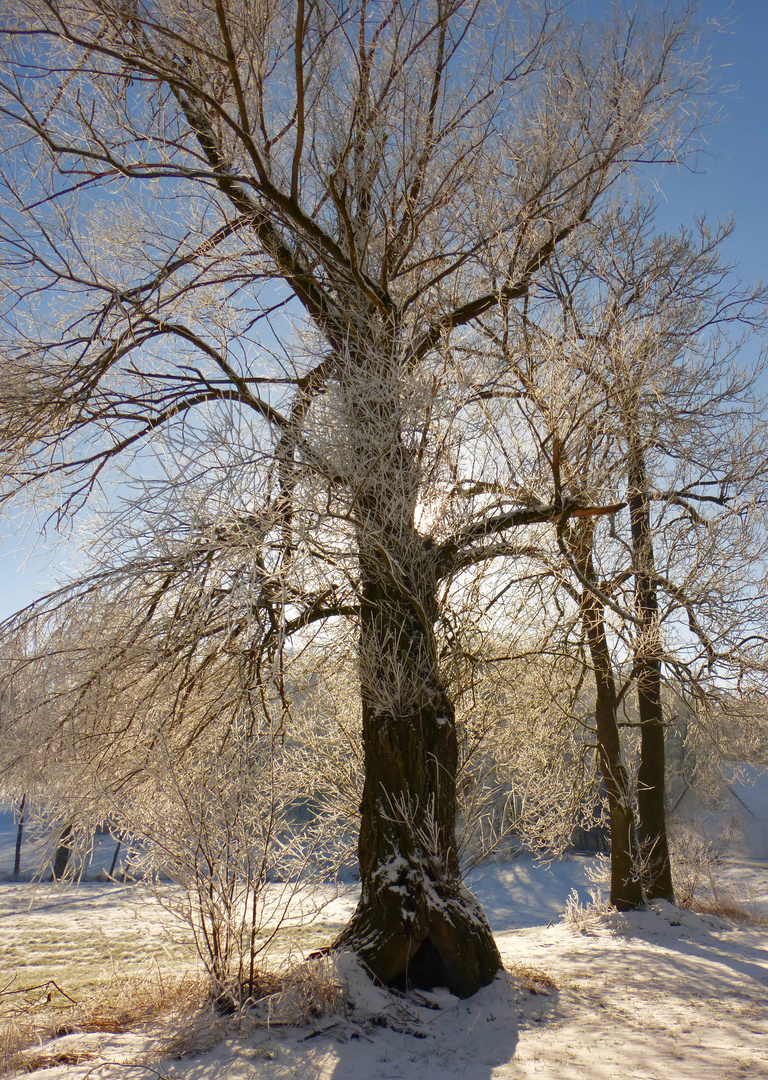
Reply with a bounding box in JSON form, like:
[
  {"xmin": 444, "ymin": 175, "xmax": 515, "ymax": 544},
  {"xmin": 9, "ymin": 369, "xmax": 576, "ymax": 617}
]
[{"xmin": 1, "ymin": 0, "xmax": 767, "ymax": 621}]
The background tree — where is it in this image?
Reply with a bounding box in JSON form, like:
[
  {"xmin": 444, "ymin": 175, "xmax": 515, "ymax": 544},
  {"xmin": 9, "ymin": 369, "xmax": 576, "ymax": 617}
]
[
  {"xmin": 482, "ymin": 202, "xmax": 768, "ymax": 903},
  {"xmin": 13, "ymin": 794, "xmax": 26, "ymax": 879},
  {"xmin": 567, "ymin": 208, "xmax": 768, "ymax": 900},
  {"xmin": 0, "ymin": 0, "xmax": 706, "ymax": 993}
]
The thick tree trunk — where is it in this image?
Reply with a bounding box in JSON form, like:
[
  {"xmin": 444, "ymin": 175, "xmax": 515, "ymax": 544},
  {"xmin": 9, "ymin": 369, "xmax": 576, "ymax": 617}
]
[
  {"xmin": 573, "ymin": 533, "xmax": 643, "ymax": 910},
  {"xmin": 334, "ymin": 536, "xmax": 501, "ymax": 996},
  {"xmin": 329, "ymin": 345, "xmax": 501, "ymax": 996},
  {"xmin": 627, "ymin": 435, "xmax": 674, "ymax": 902}
]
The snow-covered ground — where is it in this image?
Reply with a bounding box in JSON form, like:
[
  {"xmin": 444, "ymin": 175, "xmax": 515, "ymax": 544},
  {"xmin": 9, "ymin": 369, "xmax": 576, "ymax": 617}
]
[{"xmin": 2, "ymin": 851, "xmax": 767, "ymax": 1080}]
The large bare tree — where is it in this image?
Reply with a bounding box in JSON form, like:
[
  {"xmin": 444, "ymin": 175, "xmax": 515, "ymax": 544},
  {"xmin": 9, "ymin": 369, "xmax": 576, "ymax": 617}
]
[{"xmin": 0, "ymin": 0, "xmax": 705, "ymax": 993}]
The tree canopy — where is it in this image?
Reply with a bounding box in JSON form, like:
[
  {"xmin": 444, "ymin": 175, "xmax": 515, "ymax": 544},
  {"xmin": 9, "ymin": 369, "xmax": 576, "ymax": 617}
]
[{"xmin": 1, "ymin": 0, "xmax": 747, "ymax": 997}]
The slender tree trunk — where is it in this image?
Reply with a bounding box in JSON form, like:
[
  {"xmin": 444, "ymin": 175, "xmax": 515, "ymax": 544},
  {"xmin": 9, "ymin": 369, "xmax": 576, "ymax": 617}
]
[
  {"xmin": 13, "ymin": 794, "xmax": 26, "ymax": 879},
  {"xmin": 573, "ymin": 532, "xmax": 643, "ymax": 909},
  {"xmin": 627, "ymin": 433, "xmax": 674, "ymax": 902},
  {"xmin": 52, "ymin": 824, "xmax": 73, "ymax": 880},
  {"xmin": 109, "ymin": 837, "xmax": 122, "ymax": 879}
]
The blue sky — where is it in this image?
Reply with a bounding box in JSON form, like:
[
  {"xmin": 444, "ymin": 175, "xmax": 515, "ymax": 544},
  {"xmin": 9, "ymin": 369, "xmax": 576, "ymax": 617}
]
[
  {"xmin": 649, "ymin": 0, "xmax": 768, "ymax": 287},
  {"xmin": 1, "ymin": 0, "xmax": 767, "ymax": 621}
]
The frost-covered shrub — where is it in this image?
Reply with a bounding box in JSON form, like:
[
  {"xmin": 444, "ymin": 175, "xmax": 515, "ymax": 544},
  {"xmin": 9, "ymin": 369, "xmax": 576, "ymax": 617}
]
[{"xmin": 669, "ymin": 822, "xmax": 732, "ymax": 908}]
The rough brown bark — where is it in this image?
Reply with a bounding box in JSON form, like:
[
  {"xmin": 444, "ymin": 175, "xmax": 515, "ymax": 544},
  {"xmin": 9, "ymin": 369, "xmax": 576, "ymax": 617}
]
[
  {"xmin": 635, "ymin": 655, "xmax": 673, "ymax": 899},
  {"xmin": 334, "ymin": 533, "xmax": 501, "ymax": 996},
  {"xmin": 627, "ymin": 434, "xmax": 674, "ymax": 902},
  {"xmin": 572, "ymin": 529, "xmax": 643, "ymax": 910}
]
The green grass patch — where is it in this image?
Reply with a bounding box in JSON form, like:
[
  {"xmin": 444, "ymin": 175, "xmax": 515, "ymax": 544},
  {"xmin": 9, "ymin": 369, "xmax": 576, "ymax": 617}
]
[{"xmin": 0, "ymin": 884, "xmax": 199, "ymax": 1020}]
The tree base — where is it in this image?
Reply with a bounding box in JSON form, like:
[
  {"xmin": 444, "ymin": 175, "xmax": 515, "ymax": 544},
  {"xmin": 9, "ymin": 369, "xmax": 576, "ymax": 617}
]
[
  {"xmin": 645, "ymin": 880, "xmax": 675, "ymax": 903},
  {"xmin": 613, "ymin": 895, "xmax": 644, "ymax": 912},
  {"xmin": 334, "ymin": 875, "xmax": 501, "ymax": 998}
]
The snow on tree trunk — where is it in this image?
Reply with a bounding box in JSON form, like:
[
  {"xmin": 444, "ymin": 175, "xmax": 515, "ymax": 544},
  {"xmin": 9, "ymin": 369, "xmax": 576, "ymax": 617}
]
[{"xmin": 335, "ymin": 550, "xmax": 501, "ymax": 995}]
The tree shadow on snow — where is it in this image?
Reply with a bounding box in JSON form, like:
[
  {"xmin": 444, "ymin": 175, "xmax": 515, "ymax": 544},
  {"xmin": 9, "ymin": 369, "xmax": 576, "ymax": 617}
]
[
  {"xmin": 650, "ymin": 919, "xmax": 768, "ymax": 993},
  {"xmin": 597, "ymin": 904, "xmax": 768, "ymax": 1004},
  {"xmin": 173, "ymin": 964, "xmax": 562, "ymax": 1080},
  {"xmin": 321, "ymin": 969, "xmax": 547, "ymax": 1080}
]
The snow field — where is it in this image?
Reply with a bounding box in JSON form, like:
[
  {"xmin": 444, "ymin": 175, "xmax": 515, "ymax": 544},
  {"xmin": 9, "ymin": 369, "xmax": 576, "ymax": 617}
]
[{"xmin": 1, "ymin": 857, "xmax": 766, "ymax": 1080}]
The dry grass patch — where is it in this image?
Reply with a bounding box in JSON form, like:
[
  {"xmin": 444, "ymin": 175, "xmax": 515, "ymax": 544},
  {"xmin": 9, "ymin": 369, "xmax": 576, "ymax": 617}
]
[
  {"xmin": 248, "ymin": 957, "xmax": 348, "ymax": 1022},
  {"xmin": 505, "ymin": 962, "xmax": 557, "ymax": 996},
  {"xmin": 0, "ymin": 959, "xmax": 352, "ymax": 1077},
  {"xmin": 0, "ymin": 973, "xmax": 213, "ymax": 1077},
  {"xmin": 0, "ymin": 1014, "xmax": 35, "ymax": 1078},
  {"xmin": 686, "ymin": 897, "xmax": 768, "ymax": 927},
  {"xmin": 67, "ymin": 973, "xmax": 207, "ymax": 1035}
]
